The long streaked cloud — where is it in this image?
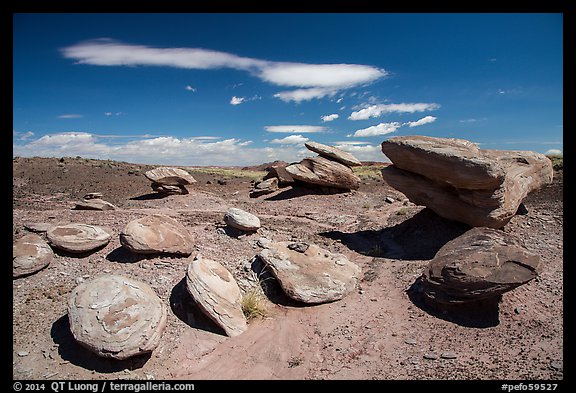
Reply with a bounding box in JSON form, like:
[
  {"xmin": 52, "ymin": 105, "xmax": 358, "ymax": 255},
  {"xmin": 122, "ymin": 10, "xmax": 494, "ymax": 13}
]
[
  {"xmin": 58, "ymin": 114, "xmax": 83, "ymax": 119},
  {"xmin": 349, "ymin": 122, "xmax": 402, "ymax": 137},
  {"xmin": 321, "ymin": 113, "xmax": 339, "ymax": 122},
  {"xmin": 264, "ymin": 125, "xmax": 327, "ymax": 133},
  {"xmin": 404, "ymin": 115, "xmax": 437, "ymax": 127},
  {"xmin": 61, "ymin": 39, "xmax": 387, "ymax": 103},
  {"xmin": 270, "ymin": 134, "xmax": 309, "ymax": 145},
  {"xmin": 348, "ymin": 102, "xmax": 440, "ymax": 120},
  {"xmin": 13, "ymin": 132, "xmax": 293, "ymax": 166}
]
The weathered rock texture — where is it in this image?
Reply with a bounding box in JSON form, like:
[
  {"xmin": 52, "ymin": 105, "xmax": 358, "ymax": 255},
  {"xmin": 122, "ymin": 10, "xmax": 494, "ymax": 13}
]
[
  {"xmin": 47, "ymin": 223, "xmax": 111, "ymax": 253},
  {"xmin": 286, "ymin": 156, "xmax": 361, "ymax": 190},
  {"xmin": 258, "ymin": 241, "xmax": 362, "ymax": 304},
  {"xmin": 263, "ymin": 164, "xmax": 294, "ymax": 187},
  {"xmin": 144, "ymin": 167, "xmax": 197, "ymax": 186},
  {"xmin": 224, "ymin": 208, "xmax": 261, "ymax": 231},
  {"xmin": 120, "ymin": 214, "xmax": 193, "ymax": 255},
  {"xmin": 68, "ymin": 275, "xmax": 167, "ymax": 360},
  {"xmin": 13, "ymin": 234, "xmax": 54, "ymax": 278},
  {"xmin": 305, "ymin": 141, "xmax": 362, "ymax": 167},
  {"xmin": 250, "ymin": 177, "xmax": 279, "ymax": 198},
  {"xmin": 381, "ymin": 135, "xmax": 553, "ymax": 228},
  {"xmin": 74, "ymin": 198, "xmax": 117, "ymax": 211},
  {"xmin": 185, "ymin": 255, "xmax": 248, "ymax": 337},
  {"xmin": 422, "ymin": 227, "xmax": 540, "ymax": 305}
]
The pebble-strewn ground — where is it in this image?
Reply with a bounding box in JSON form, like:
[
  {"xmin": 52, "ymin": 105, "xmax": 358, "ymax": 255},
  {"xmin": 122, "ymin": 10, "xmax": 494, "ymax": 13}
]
[{"xmin": 12, "ymin": 157, "xmax": 563, "ymax": 381}]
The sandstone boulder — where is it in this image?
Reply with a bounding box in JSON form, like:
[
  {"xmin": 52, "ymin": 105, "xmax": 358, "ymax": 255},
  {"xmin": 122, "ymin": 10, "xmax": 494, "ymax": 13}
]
[
  {"xmin": 68, "ymin": 275, "xmax": 167, "ymax": 360},
  {"xmin": 185, "ymin": 255, "xmax": 248, "ymax": 337},
  {"xmin": 381, "ymin": 135, "xmax": 553, "ymax": 228},
  {"xmin": 286, "ymin": 156, "xmax": 361, "ymax": 190},
  {"xmin": 74, "ymin": 198, "xmax": 117, "ymax": 211},
  {"xmin": 120, "ymin": 214, "xmax": 193, "ymax": 255},
  {"xmin": 23, "ymin": 222, "xmax": 52, "ymax": 233},
  {"xmin": 151, "ymin": 183, "xmax": 189, "ymax": 195},
  {"xmin": 263, "ymin": 164, "xmax": 294, "ymax": 187},
  {"xmin": 305, "ymin": 141, "xmax": 362, "ymax": 167},
  {"xmin": 144, "ymin": 167, "xmax": 197, "ymax": 186},
  {"xmin": 250, "ymin": 177, "xmax": 279, "ymax": 198},
  {"xmin": 258, "ymin": 241, "xmax": 362, "ymax": 304},
  {"xmin": 422, "ymin": 227, "xmax": 540, "ymax": 305},
  {"xmin": 13, "ymin": 234, "xmax": 54, "ymax": 278},
  {"xmin": 224, "ymin": 208, "xmax": 261, "ymax": 232},
  {"xmin": 47, "ymin": 223, "xmax": 111, "ymax": 253}
]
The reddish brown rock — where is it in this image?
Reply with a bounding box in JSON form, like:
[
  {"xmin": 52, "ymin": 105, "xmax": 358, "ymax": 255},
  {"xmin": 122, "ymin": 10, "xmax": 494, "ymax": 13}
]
[
  {"xmin": 74, "ymin": 198, "xmax": 117, "ymax": 211},
  {"xmin": 250, "ymin": 177, "xmax": 279, "ymax": 198},
  {"xmin": 286, "ymin": 156, "xmax": 361, "ymax": 190},
  {"xmin": 263, "ymin": 164, "xmax": 294, "ymax": 187},
  {"xmin": 305, "ymin": 141, "xmax": 362, "ymax": 167},
  {"xmin": 13, "ymin": 234, "xmax": 54, "ymax": 278},
  {"xmin": 422, "ymin": 227, "xmax": 540, "ymax": 305},
  {"xmin": 381, "ymin": 136, "xmax": 553, "ymax": 228},
  {"xmin": 120, "ymin": 214, "xmax": 193, "ymax": 255},
  {"xmin": 68, "ymin": 274, "xmax": 167, "ymax": 360}
]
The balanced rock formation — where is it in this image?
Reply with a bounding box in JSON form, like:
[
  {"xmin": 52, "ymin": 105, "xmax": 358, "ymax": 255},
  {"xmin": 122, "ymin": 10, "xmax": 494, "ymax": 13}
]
[
  {"xmin": 285, "ymin": 142, "xmax": 361, "ymax": 191},
  {"xmin": 120, "ymin": 214, "xmax": 193, "ymax": 256},
  {"xmin": 250, "ymin": 177, "xmax": 279, "ymax": 198},
  {"xmin": 381, "ymin": 135, "xmax": 553, "ymax": 228},
  {"xmin": 68, "ymin": 274, "xmax": 168, "ymax": 360},
  {"xmin": 422, "ymin": 227, "xmax": 540, "ymax": 305},
  {"xmin": 258, "ymin": 241, "xmax": 362, "ymax": 304},
  {"xmin": 144, "ymin": 167, "xmax": 197, "ymax": 195},
  {"xmin": 185, "ymin": 255, "xmax": 248, "ymax": 337},
  {"xmin": 47, "ymin": 223, "xmax": 111, "ymax": 254},
  {"xmin": 224, "ymin": 208, "xmax": 261, "ymax": 232},
  {"xmin": 13, "ymin": 234, "xmax": 54, "ymax": 278}
]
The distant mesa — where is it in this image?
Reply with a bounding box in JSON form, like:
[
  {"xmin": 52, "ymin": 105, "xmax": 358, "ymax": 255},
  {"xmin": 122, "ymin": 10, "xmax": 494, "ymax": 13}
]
[
  {"xmin": 120, "ymin": 214, "xmax": 193, "ymax": 256},
  {"xmin": 381, "ymin": 135, "xmax": 553, "ymax": 228},
  {"xmin": 13, "ymin": 233, "xmax": 54, "ymax": 278},
  {"xmin": 144, "ymin": 167, "xmax": 197, "ymax": 196},
  {"xmin": 185, "ymin": 255, "xmax": 248, "ymax": 337},
  {"xmin": 68, "ymin": 274, "xmax": 167, "ymax": 360},
  {"xmin": 421, "ymin": 227, "xmax": 540, "ymax": 306},
  {"xmin": 46, "ymin": 223, "xmax": 112, "ymax": 254}
]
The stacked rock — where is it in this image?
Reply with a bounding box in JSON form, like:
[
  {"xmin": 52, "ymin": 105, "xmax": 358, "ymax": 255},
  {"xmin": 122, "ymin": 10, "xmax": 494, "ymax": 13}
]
[{"xmin": 144, "ymin": 167, "xmax": 197, "ymax": 195}]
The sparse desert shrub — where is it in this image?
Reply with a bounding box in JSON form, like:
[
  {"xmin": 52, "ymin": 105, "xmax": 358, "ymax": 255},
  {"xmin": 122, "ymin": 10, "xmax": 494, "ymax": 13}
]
[{"xmin": 241, "ymin": 287, "xmax": 268, "ymax": 321}]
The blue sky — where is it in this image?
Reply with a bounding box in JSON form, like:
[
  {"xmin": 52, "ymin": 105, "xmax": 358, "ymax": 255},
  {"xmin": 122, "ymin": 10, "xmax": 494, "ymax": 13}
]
[{"xmin": 13, "ymin": 13, "xmax": 563, "ymax": 166}]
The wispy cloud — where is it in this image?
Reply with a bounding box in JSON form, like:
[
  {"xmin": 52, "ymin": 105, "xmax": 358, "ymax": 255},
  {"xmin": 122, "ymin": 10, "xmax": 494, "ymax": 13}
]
[
  {"xmin": 265, "ymin": 125, "xmax": 327, "ymax": 133},
  {"xmin": 349, "ymin": 122, "xmax": 402, "ymax": 137},
  {"xmin": 58, "ymin": 114, "xmax": 83, "ymax": 119},
  {"xmin": 321, "ymin": 113, "xmax": 339, "ymax": 122},
  {"xmin": 185, "ymin": 85, "xmax": 197, "ymax": 92},
  {"xmin": 61, "ymin": 39, "xmax": 387, "ymax": 103},
  {"xmin": 348, "ymin": 102, "xmax": 440, "ymax": 120},
  {"xmin": 270, "ymin": 134, "xmax": 310, "ymax": 145},
  {"xmin": 104, "ymin": 112, "xmax": 123, "ymax": 116},
  {"xmin": 545, "ymin": 149, "xmax": 562, "ymax": 155},
  {"xmin": 13, "ymin": 130, "xmax": 35, "ymax": 141},
  {"xmin": 230, "ymin": 96, "xmax": 246, "ymax": 105},
  {"xmin": 404, "ymin": 115, "xmax": 437, "ymax": 127},
  {"xmin": 12, "ymin": 131, "xmax": 314, "ymax": 166}
]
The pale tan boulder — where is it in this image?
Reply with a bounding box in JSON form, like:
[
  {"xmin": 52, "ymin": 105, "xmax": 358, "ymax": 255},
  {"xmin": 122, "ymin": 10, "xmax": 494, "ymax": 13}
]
[
  {"xmin": 13, "ymin": 234, "xmax": 54, "ymax": 278},
  {"xmin": 120, "ymin": 214, "xmax": 193, "ymax": 255}
]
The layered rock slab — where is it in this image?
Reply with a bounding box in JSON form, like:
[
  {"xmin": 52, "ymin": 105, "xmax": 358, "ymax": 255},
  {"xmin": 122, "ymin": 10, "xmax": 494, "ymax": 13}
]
[
  {"xmin": 120, "ymin": 214, "xmax": 193, "ymax": 255},
  {"xmin": 286, "ymin": 156, "xmax": 361, "ymax": 190},
  {"xmin": 13, "ymin": 234, "xmax": 54, "ymax": 278},
  {"xmin": 47, "ymin": 223, "xmax": 111, "ymax": 253}
]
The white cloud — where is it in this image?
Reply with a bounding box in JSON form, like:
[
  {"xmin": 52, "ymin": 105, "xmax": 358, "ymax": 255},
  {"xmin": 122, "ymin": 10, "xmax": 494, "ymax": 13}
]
[
  {"xmin": 350, "ymin": 122, "xmax": 402, "ymax": 137},
  {"xmin": 270, "ymin": 135, "xmax": 310, "ymax": 145},
  {"xmin": 185, "ymin": 85, "xmax": 197, "ymax": 92},
  {"xmin": 12, "ymin": 131, "xmax": 316, "ymax": 166},
  {"xmin": 321, "ymin": 114, "xmax": 339, "ymax": 122},
  {"xmin": 545, "ymin": 149, "xmax": 562, "ymax": 155},
  {"xmin": 404, "ymin": 115, "xmax": 437, "ymax": 127},
  {"xmin": 332, "ymin": 142, "xmax": 386, "ymax": 162},
  {"xmin": 230, "ymin": 96, "xmax": 246, "ymax": 105},
  {"xmin": 62, "ymin": 39, "xmax": 387, "ymax": 102},
  {"xmin": 58, "ymin": 114, "xmax": 83, "ymax": 119},
  {"xmin": 348, "ymin": 102, "xmax": 440, "ymax": 120},
  {"xmin": 265, "ymin": 125, "xmax": 327, "ymax": 133}
]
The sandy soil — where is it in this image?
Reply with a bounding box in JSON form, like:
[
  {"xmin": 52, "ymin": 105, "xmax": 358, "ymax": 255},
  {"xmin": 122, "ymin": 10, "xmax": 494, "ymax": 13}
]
[{"xmin": 12, "ymin": 156, "xmax": 563, "ymax": 381}]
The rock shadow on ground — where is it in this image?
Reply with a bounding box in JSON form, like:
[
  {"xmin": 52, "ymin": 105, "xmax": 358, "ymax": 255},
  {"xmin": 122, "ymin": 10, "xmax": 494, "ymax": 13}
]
[
  {"xmin": 50, "ymin": 315, "xmax": 151, "ymax": 373},
  {"xmin": 406, "ymin": 277, "xmax": 501, "ymax": 328},
  {"xmin": 321, "ymin": 208, "xmax": 470, "ymax": 260},
  {"xmin": 105, "ymin": 247, "xmax": 150, "ymax": 264},
  {"xmin": 129, "ymin": 193, "xmax": 167, "ymax": 201},
  {"xmin": 264, "ymin": 185, "xmax": 348, "ymax": 201}
]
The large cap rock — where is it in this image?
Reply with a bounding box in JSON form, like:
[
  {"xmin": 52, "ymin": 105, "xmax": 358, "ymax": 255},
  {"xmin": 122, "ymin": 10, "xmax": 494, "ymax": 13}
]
[
  {"xmin": 258, "ymin": 241, "xmax": 362, "ymax": 304},
  {"xmin": 13, "ymin": 234, "xmax": 54, "ymax": 278},
  {"xmin": 74, "ymin": 198, "xmax": 117, "ymax": 211},
  {"xmin": 144, "ymin": 167, "xmax": 197, "ymax": 186},
  {"xmin": 47, "ymin": 223, "xmax": 111, "ymax": 253},
  {"xmin": 422, "ymin": 227, "xmax": 540, "ymax": 305},
  {"xmin": 224, "ymin": 208, "xmax": 261, "ymax": 231},
  {"xmin": 381, "ymin": 135, "xmax": 553, "ymax": 228},
  {"xmin": 68, "ymin": 274, "xmax": 167, "ymax": 360},
  {"xmin": 120, "ymin": 214, "xmax": 193, "ymax": 255},
  {"xmin": 305, "ymin": 141, "xmax": 362, "ymax": 167},
  {"xmin": 185, "ymin": 255, "xmax": 248, "ymax": 337},
  {"xmin": 286, "ymin": 156, "xmax": 361, "ymax": 190}
]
